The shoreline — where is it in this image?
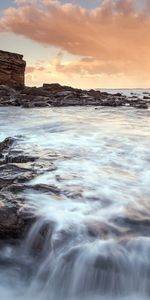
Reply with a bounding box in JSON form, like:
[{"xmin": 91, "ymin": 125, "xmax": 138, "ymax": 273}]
[
  {"xmin": 0, "ymin": 106, "xmax": 150, "ymax": 299},
  {"xmin": 0, "ymin": 83, "xmax": 149, "ymax": 109}
]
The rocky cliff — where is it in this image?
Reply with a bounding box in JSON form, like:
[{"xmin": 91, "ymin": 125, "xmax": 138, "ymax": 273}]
[{"xmin": 0, "ymin": 50, "xmax": 26, "ymax": 89}]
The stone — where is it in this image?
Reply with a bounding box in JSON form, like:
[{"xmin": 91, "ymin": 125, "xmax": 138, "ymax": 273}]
[
  {"xmin": 5, "ymin": 154, "xmax": 37, "ymax": 164},
  {"xmin": 0, "ymin": 50, "xmax": 26, "ymax": 89},
  {"xmin": 132, "ymin": 102, "xmax": 149, "ymax": 109},
  {"xmin": 0, "ymin": 190, "xmax": 36, "ymax": 239},
  {"xmin": 0, "ymin": 136, "xmax": 59, "ymax": 240},
  {"xmin": 0, "ymin": 68, "xmax": 149, "ymax": 109},
  {"xmin": 27, "ymin": 183, "xmax": 61, "ymax": 195},
  {"xmin": 0, "ymin": 137, "xmax": 15, "ymax": 152},
  {"xmin": 42, "ymin": 83, "xmax": 75, "ymax": 92},
  {"xmin": 143, "ymin": 96, "xmax": 150, "ymax": 100}
]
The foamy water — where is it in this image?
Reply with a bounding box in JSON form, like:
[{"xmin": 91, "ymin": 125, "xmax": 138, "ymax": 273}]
[{"xmin": 0, "ymin": 98, "xmax": 150, "ymax": 299}]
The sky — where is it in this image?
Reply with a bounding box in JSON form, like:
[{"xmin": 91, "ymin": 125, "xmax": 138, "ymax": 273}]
[{"xmin": 0, "ymin": 0, "xmax": 150, "ymax": 88}]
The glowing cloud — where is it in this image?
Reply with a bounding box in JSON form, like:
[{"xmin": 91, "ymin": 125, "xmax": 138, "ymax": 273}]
[{"xmin": 1, "ymin": 0, "xmax": 150, "ymax": 87}]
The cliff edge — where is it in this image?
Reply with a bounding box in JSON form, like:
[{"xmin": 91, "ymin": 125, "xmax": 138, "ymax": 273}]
[{"xmin": 0, "ymin": 50, "xmax": 26, "ymax": 89}]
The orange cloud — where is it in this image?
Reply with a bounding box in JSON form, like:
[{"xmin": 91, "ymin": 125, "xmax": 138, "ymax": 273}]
[
  {"xmin": 26, "ymin": 66, "xmax": 35, "ymax": 73},
  {"xmin": 1, "ymin": 0, "xmax": 150, "ymax": 87},
  {"xmin": 26, "ymin": 65, "xmax": 46, "ymax": 73}
]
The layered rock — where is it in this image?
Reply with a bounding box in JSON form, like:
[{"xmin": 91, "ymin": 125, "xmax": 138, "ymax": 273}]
[
  {"xmin": 0, "ymin": 136, "xmax": 59, "ymax": 239},
  {"xmin": 0, "ymin": 50, "xmax": 26, "ymax": 89}
]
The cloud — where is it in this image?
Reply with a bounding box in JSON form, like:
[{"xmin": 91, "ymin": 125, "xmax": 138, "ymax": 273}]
[
  {"xmin": 26, "ymin": 66, "xmax": 36, "ymax": 73},
  {"xmin": 26, "ymin": 65, "xmax": 46, "ymax": 73},
  {"xmin": 1, "ymin": 0, "xmax": 150, "ymax": 86}
]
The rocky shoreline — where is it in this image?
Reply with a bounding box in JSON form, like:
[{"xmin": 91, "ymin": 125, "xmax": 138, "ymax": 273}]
[
  {"xmin": 0, "ymin": 131, "xmax": 150, "ymax": 243},
  {"xmin": 0, "ymin": 135, "xmax": 85, "ymax": 241},
  {"xmin": 0, "ymin": 136, "xmax": 58, "ymax": 240},
  {"xmin": 0, "ymin": 83, "xmax": 149, "ymax": 246},
  {"xmin": 0, "ymin": 83, "xmax": 149, "ymax": 109},
  {"xmin": 0, "ymin": 137, "xmax": 36, "ymax": 239}
]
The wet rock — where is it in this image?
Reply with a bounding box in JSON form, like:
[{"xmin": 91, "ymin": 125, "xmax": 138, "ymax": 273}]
[
  {"xmin": 27, "ymin": 183, "xmax": 61, "ymax": 195},
  {"xmin": 0, "ymin": 137, "xmax": 15, "ymax": 152},
  {"xmin": 143, "ymin": 96, "xmax": 150, "ymax": 100},
  {"xmin": 0, "ymin": 138, "xmax": 36, "ymax": 238},
  {"xmin": 5, "ymin": 154, "xmax": 37, "ymax": 164},
  {"xmin": 42, "ymin": 83, "xmax": 76, "ymax": 93},
  {"xmin": 102, "ymin": 97, "xmax": 124, "ymax": 107},
  {"xmin": 0, "ymin": 83, "xmax": 149, "ymax": 109},
  {"xmin": 0, "ymin": 136, "xmax": 59, "ymax": 241},
  {"xmin": 113, "ymin": 215, "xmax": 150, "ymax": 236},
  {"xmin": 0, "ymin": 205, "xmax": 24, "ymax": 239},
  {"xmin": 26, "ymin": 220, "xmax": 55, "ymax": 254},
  {"xmin": 113, "ymin": 93, "xmax": 122, "ymax": 97},
  {"xmin": 132, "ymin": 102, "xmax": 149, "ymax": 109},
  {"xmin": 0, "ymin": 163, "xmax": 35, "ymax": 189},
  {"xmin": 21, "ymin": 101, "xmax": 35, "ymax": 108},
  {"xmin": 0, "ymin": 192, "xmax": 32, "ymax": 239},
  {"xmin": 63, "ymin": 188, "xmax": 83, "ymax": 199},
  {"xmin": 2, "ymin": 183, "xmax": 25, "ymax": 194}
]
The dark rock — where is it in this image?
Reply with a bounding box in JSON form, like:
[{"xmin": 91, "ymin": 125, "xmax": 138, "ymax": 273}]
[
  {"xmin": 0, "ymin": 83, "xmax": 149, "ymax": 109},
  {"xmin": 0, "ymin": 49, "xmax": 149, "ymax": 109},
  {"xmin": 132, "ymin": 102, "xmax": 149, "ymax": 109},
  {"xmin": 143, "ymin": 96, "xmax": 150, "ymax": 100},
  {"xmin": 0, "ymin": 137, "xmax": 15, "ymax": 152},
  {"xmin": 113, "ymin": 93, "xmax": 122, "ymax": 97},
  {"xmin": 5, "ymin": 154, "xmax": 37, "ymax": 164},
  {"xmin": 22, "ymin": 101, "xmax": 35, "ymax": 108},
  {"xmin": 0, "ymin": 204, "xmax": 24, "ymax": 239},
  {"xmin": 0, "ymin": 193, "xmax": 36, "ymax": 239},
  {"xmin": 0, "ymin": 136, "xmax": 59, "ymax": 241},
  {"xmin": 42, "ymin": 83, "xmax": 76, "ymax": 93},
  {"xmin": 0, "ymin": 163, "xmax": 35, "ymax": 188},
  {"xmin": 27, "ymin": 183, "xmax": 60, "ymax": 195}
]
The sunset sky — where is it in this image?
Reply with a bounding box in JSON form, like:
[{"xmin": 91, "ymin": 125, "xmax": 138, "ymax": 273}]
[{"xmin": 0, "ymin": 0, "xmax": 150, "ymax": 88}]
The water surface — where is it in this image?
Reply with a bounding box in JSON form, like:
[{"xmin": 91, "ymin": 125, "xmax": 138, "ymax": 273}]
[{"xmin": 0, "ymin": 104, "xmax": 150, "ymax": 300}]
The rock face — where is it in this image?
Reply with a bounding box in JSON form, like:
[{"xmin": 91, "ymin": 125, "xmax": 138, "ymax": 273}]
[{"xmin": 0, "ymin": 50, "xmax": 26, "ymax": 89}]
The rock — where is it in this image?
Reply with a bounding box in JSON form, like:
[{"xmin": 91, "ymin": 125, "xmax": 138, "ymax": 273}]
[
  {"xmin": 132, "ymin": 102, "xmax": 149, "ymax": 109},
  {"xmin": 0, "ymin": 205, "xmax": 23, "ymax": 239},
  {"xmin": 5, "ymin": 154, "xmax": 37, "ymax": 164},
  {"xmin": 0, "ymin": 137, "xmax": 37, "ymax": 165},
  {"xmin": 130, "ymin": 95, "xmax": 138, "ymax": 99},
  {"xmin": 143, "ymin": 96, "xmax": 150, "ymax": 100},
  {"xmin": 0, "ymin": 192, "xmax": 36, "ymax": 239},
  {"xmin": 0, "ymin": 78, "xmax": 149, "ymax": 109},
  {"xmin": 0, "ymin": 50, "xmax": 26, "ymax": 89},
  {"xmin": 0, "ymin": 163, "xmax": 35, "ymax": 188},
  {"xmin": 102, "ymin": 97, "xmax": 124, "ymax": 107},
  {"xmin": 0, "ymin": 137, "xmax": 15, "ymax": 152},
  {"xmin": 27, "ymin": 183, "xmax": 61, "ymax": 195},
  {"xmin": 22, "ymin": 101, "xmax": 34, "ymax": 108},
  {"xmin": 42, "ymin": 83, "xmax": 75, "ymax": 93},
  {"xmin": 0, "ymin": 136, "xmax": 59, "ymax": 240},
  {"xmin": 0, "ymin": 49, "xmax": 149, "ymax": 109},
  {"xmin": 113, "ymin": 93, "xmax": 122, "ymax": 97}
]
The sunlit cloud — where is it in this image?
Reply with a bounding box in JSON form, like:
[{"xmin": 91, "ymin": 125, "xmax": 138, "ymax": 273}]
[{"xmin": 1, "ymin": 0, "xmax": 150, "ymax": 87}]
